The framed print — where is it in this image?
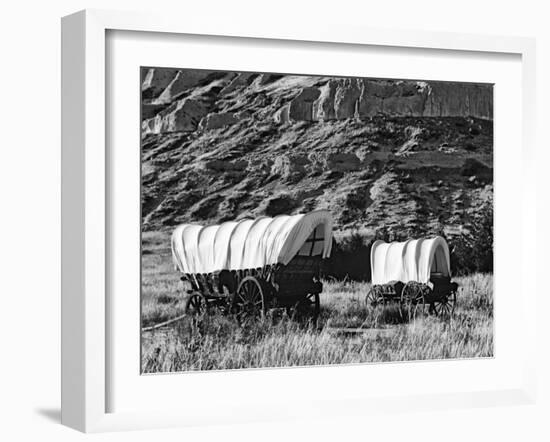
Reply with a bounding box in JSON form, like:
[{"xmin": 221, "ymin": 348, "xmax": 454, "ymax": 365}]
[
  {"xmin": 140, "ymin": 67, "xmax": 494, "ymax": 374},
  {"xmin": 61, "ymin": 9, "xmax": 537, "ymax": 432}
]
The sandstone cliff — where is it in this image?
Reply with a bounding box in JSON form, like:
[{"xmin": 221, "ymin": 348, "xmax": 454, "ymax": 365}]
[{"xmin": 142, "ymin": 69, "xmax": 492, "ymax": 135}]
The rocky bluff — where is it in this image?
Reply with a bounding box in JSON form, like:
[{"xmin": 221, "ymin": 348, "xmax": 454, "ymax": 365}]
[
  {"xmin": 142, "ymin": 69, "xmax": 492, "ymax": 135},
  {"xmin": 141, "ymin": 68, "xmax": 493, "ymax": 268}
]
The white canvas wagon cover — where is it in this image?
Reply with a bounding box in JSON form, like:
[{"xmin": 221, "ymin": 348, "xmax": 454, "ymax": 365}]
[
  {"xmin": 171, "ymin": 210, "xmax": 333, "ymax": 275},
  {"xmin": 370, "ymin": 236, "xmax": 451, "ymax": 285}
]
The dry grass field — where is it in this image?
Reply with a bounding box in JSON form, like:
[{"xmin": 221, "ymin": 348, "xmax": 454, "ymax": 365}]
[{"xmin": 141, "ymin": 231, "xmax": 493, "ymax": 373}]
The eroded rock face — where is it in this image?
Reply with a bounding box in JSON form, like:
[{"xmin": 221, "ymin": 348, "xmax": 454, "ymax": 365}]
[
  {"xmin": 199, "ymin": 112, "xmax": 239, "ymax": 131},
  {"xmin": 142, "ymin": 68, "xmax": 178, "ymax": 99},
  {"xmin": 274, "ymin": 105, "xmax": 290, "ymax": 124},
  {"xmin": 141, "ymin": 68, "xmax": 493, "ymax": 253},
  {"xmin": 258, "ymin": 73, "xmax": 284, "ymax": 85},
  {"xmin": 203, "ymin": 159, "xmax": 248, "ymax": 172},
  {"xmin": 142, "ymin": 98, "xmax": 210, "ymax": 134},
  {"xmin": 312, "ymin": 80, "xmax": 336, "ymax": 121},
  {"xmin": 221, "ymin": 72, "xmax": 257, "ymax": 94},
  {"xmin": 142, "ymin": 103, "xmax": 167, "ymax": 120},
  {"xmin": 334, "ymin": 79, "xmax": 362, "ymax": 119},
  {"xmin": 144, "ymin": 69, "xmax": 214, "ymax": 104},
  {"xmin": 287, "ymin": 88, "xmax": 321, "ymax": 122},
  {"xmin": 310, "ymin": 79, "xmax": 492, "ymax": 121},
  {"xmin": 142, "ymin": 69, "xmax": 493, "ymax": 135},
  {"xmin": 357, "ymin": 81, "xmax": 428, "ymax": 117},
  {"xmin": 259, "ymin": 193, "xmax": 298, "ymax": 217},
  {"xmin": 326, "ymin": 152, "xmax": 361, "ymax": 172},
  {"xmin": 424, "ymin": 82, "xmax": 493, "ymax": 119},
  {"xmin": 271, "ymin": 154, "xmax": 309, "ymax": 183},
  {"xmin": 142, "ymin": 114, "xmax": 493, "ymax": 247}
]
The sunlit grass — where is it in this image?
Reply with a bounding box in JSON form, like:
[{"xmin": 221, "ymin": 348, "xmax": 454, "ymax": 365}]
[{"xmin": 141, "ymin": 231, "xmax": 493, "ymax": 373}]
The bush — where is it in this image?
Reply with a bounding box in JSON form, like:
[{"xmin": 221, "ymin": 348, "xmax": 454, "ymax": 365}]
[
  {"xmin": 449, "ymin": 203, "xmax": 493, "ymax": 275},
  {"xmin": 323, "ymin": 231, "xmax": 371, "ymax": 281}
]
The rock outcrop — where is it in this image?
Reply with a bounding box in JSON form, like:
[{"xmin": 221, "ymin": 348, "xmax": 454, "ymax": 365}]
[
  {"xmin": 277, "ymin": 79, "xmax": 492, "ymax": 124},
  {"xmin": 142, "ymin": 98, "xmax": 210, "ymax": 134},
  {"xmin": 199, "ymin": 112, "xmax": 239, "ymax": 131},
  {"xmin": 423, "ymin": 82, "xmax": 493, "ymax": 119},
  {"xmin": 141, "ymin": 68, "xmax": 493, "ymax": 250},
  {"xmin": 289, "ymin": 88, "xmax": 321, "ymax": 121},
  {"xmin": 275, "ymin": 88, "xmax": 321, "ymax": 123},
  {"xmin": 325, "ymin": 152, "xmax": 361, "ymax": 172},
  {"xmin": 334, "ymin": 79, "xmax": 362, "ymax": 119},
  {"xmin": 312, "ymin": 80, "xmax": 338, "ymax": 121},
  {"xmin": 142, "ymin": 68, "xmax": 177, "ymax": 99},
  {"xmin": 271, "ymin": 154, "xmax": 309, "ymax": 183},
  {"xmin": 142, "ymin": 69, "xmax": 493, "ymax": 134},
  {"xmin": 142, "ymin": 68, "xmax": 215, "ymax": 104},
  {"xmin": 221, "ymin": 72, "xmax": 257, "ymax": 94}
]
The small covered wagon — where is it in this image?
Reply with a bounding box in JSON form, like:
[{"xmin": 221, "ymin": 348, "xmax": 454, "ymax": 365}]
[
  {"xmin": 366, "ymin": 236, "xmax": 458, "ymax": 317},
  {"xmin": 171, "ymin": 210, "xmax": 333, "ymax": 321}
]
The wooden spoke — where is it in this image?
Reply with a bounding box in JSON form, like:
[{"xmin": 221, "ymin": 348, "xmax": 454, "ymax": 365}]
[
  {"xmin": 365, "ymin": 288, "xmax": 377, "ymax": 307},
  {"xmin": 185, "ymin": 293, "xmax": 207, "ymax": 316},
  {"xmin": 233, "ymin": 276, "xmax": 266, "ymax": 321},
  {"xmin": 401, "ymin": 282, "xmax": 427, "ymax": 321},
  {"xmin": 366, "ymin": 286, "xmax": 386, "ymax": 308},
  {"xmin": 432, "ymin": 291, "xmax": 456, "ymax": 319}
]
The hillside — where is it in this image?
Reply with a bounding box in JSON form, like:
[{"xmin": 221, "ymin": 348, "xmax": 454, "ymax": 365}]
[{"xmin": 141, "ymin": 68, "xmax": 493, "ymax": 274}]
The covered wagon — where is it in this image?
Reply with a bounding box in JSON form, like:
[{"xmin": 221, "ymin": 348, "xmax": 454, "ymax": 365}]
[
  {"xmin": 366, "ymin": 236, "xmax": 458, "ymax": 317},
  {"xmin": 171, "ymin": 210, "xmax": 333, "ymax": 321}
]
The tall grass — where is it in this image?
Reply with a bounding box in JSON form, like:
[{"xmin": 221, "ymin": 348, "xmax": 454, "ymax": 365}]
[{"xmin": 142, "ymin": 248, "xmax": 494, "ymax": 373}]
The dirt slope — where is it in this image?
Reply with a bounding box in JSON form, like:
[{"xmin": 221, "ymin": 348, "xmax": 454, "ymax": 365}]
[{"xmin": 141, "ymin": 68, "xmax": 493, "ymax": 269}]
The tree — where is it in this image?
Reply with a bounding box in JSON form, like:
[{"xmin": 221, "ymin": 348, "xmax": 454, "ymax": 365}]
[{"xmin": 449, "ymin": 202, "xmax": 493, "ymax": 274}]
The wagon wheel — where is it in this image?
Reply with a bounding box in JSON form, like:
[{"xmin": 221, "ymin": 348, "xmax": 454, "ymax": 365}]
[
  {"xmin": 365, "ymin": 286, "xmax": 384, "ymax": 308},
  {"xmin": 185, "ymin": 292, "xmax": 207, "ymax": 316},
  {"xmin": 294, "ymin": 293, "xmax": 320, "ymax": 322},
  {"xmin": 431, "ymin": 291, "xmax": 457, "ymax": 318},
  {"xmin": 233, "ymin": 276, "xmax": 266, "ymax": 321},
  {"xmin": 401, "ymin": 282, "xmax": 426, "ymax": 320}
]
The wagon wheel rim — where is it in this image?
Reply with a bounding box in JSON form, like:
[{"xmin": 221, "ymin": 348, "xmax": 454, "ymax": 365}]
[
  {"xmin": 433, "ymin": 292, "xmax": 456, "ymax": 318},
  {"xmin": 401, "ymin": 283, "xmax": 425, "ymax": 321},
  {"xmin": 366, "ymin": 288, "xmax": 378, "ymax": 308},
  {"xmin": 235, "ymin": 276, "xmax": 265, "ymax": 320},
  {"xmin": 415, "ymin": 285, "xmax": 431, "ymax": 318},
  {"xmin": 367, "ymin": 286, "xmax": 387, "ymax": 308},
  {"xmin": 400, "ymin": 282, "xmax": 414, "ymax": 319},
  {"xmin": 186, "ymin": 293, "xmax": 206, "ymax": 315}
]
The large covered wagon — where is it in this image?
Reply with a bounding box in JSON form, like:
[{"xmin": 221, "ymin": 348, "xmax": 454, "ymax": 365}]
[
  {"xmin": 171, "ymin": 210, "xmax": 333, "ymax": 321},
  {"xmin": 366, "ymin": 236, "xmax": 458, "ymax": 317}
]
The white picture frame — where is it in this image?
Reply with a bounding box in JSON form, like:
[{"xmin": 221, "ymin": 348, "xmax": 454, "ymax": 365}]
[{"xmin": 61, "ymin": 9, "xmax": 537, "ymax": 433}]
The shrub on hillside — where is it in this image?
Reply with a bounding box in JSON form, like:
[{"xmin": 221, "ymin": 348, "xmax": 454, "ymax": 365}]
[
  {"xmin": 323, "ymin": 231, "xmax": 371, "ymax": 281},
  {"xmin": 323, "ymin": 228, "xmax": 407, "ymax": 281},
  {"xmin": 449, "ymin": 203, "xmax": 493, "ymax": 275}
]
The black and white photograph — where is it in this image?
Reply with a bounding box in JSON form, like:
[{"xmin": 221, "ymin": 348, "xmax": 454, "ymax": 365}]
[
  {"xmin": 5, "ymin": 0, "xmax": 550, "ymax": 438},
  {"xmin": 140, "ymin": 67, "xmax": 494, "ymax": 373}
]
